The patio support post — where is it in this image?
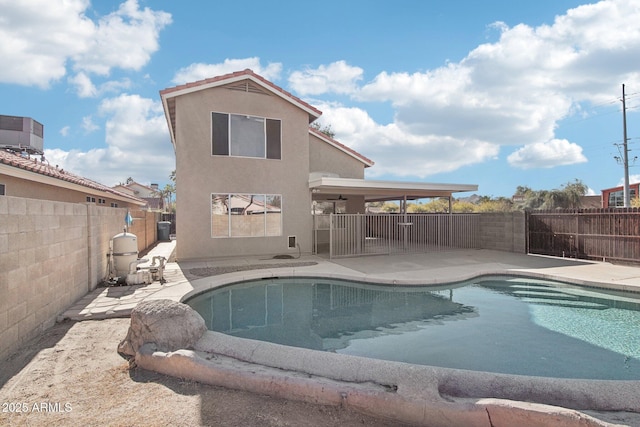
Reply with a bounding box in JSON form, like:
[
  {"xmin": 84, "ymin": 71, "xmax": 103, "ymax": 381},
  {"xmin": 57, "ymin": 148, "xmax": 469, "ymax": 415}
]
[
  {"xmin": 329, "ymin": 213, "xmax": 333, "ymax": 259},
  {"xmin": 403, "ymin": 195, "xmax": 408, "ymax": 251},
  {"xmin": 448, "ymin": 196, "xmax": 453, "ymax": 247},
  {"xmin": 387, "ymin": 214, "xmax": 391, "ymax": 254},
  {"xmin": 403, "ymin": 195, "xmax": 407, "ymax": 217},
  {"xmin": 357, "ymin": 214, "xmax": 363, "ymax": 255}
]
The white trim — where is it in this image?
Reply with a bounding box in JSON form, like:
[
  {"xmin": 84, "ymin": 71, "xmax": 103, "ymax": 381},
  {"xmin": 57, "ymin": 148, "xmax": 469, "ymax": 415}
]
[
  {"xmin": 161, "ymin": 97, "xmax": 176, "ymax": 149},
  {"xmin": 309, "ymin": 176, "xmax": 478, "ymax": 200}
]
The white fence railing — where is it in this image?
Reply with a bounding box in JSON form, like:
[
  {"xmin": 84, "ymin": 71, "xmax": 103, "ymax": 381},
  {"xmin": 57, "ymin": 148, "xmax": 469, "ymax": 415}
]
[{"xmin": 313, "ymin": 213, "xmax": 480, "ymax": 258}]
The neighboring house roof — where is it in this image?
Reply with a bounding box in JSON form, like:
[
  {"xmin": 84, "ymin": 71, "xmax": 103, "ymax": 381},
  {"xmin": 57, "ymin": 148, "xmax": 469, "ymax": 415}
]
[
  {"xmin": 601, "ymin": 183, "xmax": 640, "ymax": 193},
  {"xmin": 160, "ymin": 69, "xmax": 323, "ymax": 148},
  {"xmin": 115, "ymin": 181, "xmax": 159, "ymax": 197},
  {"xmin": 112, "ymin": 184, "xmax": 136, "ymax": 196},
  {"xmin": 308, "ymin": 127, "xmax": 374, "ymax": 168},
  {"xmin": 0, "ymin": 149, "xmax": 146, "ymax": 206},
  {"xmin": 212, "ymin": 194, "xmax": 281, "ymax": 214}
]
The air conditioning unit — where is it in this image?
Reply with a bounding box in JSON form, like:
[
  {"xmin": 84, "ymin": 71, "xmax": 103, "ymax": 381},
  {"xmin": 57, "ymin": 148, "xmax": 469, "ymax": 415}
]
[{"xmin": 0, "ymin": 115, "xmax": 44, "ymax": 154}]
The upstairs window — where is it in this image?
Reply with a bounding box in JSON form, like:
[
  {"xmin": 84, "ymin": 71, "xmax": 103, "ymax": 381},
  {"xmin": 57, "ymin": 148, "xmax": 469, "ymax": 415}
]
[
  {"xmin": 0, "ymin": 183, "xmax": 5, "ymax": 195},
  {"xmin": 212, "ymin": 112, "xmax": 281, "ymax": 159}
]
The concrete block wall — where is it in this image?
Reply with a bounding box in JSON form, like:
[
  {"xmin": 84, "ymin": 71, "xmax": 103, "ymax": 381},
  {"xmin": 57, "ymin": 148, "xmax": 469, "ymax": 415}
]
[
  {"xmin": 0, "ymin": 197, "xmax": 135, "ymax": 362},
  {"xmin": 130, "ymin": 209, "xmax": 160, "ymax": 251},
  {"xmin": 478, "ymin": 211, "xmax": 527, "ymax": 253}
]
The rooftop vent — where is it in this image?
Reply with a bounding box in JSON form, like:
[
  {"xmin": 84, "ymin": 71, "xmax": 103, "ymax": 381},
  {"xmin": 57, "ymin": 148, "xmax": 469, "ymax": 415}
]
[{"xmin": 0, "ymin": 115, "xmax": 44, "ymax": 155}]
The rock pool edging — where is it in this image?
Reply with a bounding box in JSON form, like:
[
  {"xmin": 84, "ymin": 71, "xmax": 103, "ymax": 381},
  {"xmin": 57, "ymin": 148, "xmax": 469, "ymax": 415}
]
[{"xmin": 122, "ymin": 299, "xmax": 633, "ymax": 426}]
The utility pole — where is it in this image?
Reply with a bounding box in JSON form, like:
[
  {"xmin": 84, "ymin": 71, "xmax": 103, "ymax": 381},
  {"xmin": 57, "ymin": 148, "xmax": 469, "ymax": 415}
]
[{"xmin": 622, "ymin": 84, "xmax": 630, "ymax": 207}]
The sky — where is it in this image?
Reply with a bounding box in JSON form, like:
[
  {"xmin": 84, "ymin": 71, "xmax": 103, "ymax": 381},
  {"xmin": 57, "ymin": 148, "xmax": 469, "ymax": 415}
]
[{"xmin": 1, "ymin": 0, "xmax": 640, "ymax": 198}]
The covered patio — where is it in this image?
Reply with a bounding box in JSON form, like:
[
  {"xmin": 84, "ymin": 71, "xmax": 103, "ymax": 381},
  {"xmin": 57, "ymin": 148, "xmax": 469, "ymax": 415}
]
[{"xmin": 309, "ymin": 176, "xmax": 479, "ymax": 258}]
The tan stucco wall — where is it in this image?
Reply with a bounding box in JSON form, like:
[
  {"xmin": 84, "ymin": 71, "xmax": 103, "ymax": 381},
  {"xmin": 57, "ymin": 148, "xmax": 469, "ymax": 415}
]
[
  {"xmin": 309, "ymin": 134, "xmax": 365, "ymax": 179},
  {"xmin": 0, "ymin": 173, "xmax": 141, "ymax": 209},
  {"xmin": 309, "ymin": 134, "xmax": 367, "ymax": 214},
  {"xmin": 173, "ymin": 85, "xmax": 313, "ymax": 260}
]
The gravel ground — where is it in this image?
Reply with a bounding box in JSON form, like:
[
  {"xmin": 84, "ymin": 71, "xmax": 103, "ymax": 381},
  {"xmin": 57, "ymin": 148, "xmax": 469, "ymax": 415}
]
[{"xmin": 0, "ymin": 318, "xmax": 406, "ymax": 427}]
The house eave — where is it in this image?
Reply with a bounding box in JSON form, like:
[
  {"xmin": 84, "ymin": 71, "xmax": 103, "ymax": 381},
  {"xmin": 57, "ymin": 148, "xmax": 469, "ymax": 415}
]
[
  {"xmin": 309, "ymin": 176, "xmax": 478, "ymax": 200},
  {"xmin": 162, "ymin": 74, "xmax": 321, "ymax": 119}
]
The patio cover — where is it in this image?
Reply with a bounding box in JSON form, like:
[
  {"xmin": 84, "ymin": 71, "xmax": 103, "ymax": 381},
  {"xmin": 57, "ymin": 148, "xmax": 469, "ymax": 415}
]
[{"xmin": 309, "ymin": 176, "xmax": 478, "ymax": 203}]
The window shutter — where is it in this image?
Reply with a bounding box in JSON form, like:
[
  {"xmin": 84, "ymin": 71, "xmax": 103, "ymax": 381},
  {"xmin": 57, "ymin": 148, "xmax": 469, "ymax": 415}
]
[
  {"xmin": 212, "ymin": 113, "xmax": 229, "ymax": 155},
  {"xmin": 266, "ymin": 119, "xmax": 281, "ymax": 159}
]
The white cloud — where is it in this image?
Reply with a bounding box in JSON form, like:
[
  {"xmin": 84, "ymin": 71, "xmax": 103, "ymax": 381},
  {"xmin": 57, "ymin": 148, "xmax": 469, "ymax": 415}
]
[
  {"xmin": 620, "ymin": 175, "xmax": 640, "ymax": 186},
  {"xmin": 171, "ymin": 58, "xmax": 283, "ymax": 85},
  {"xmin": 68, "ymin": 72, "xmax": 132, "ymax": 98},
  {"xmin": 0, "ymin": 0, "xmax": 171, "ymax": 88},
  {"xmin": 73, "ymin": 0, "xmax": 172, "ymax": 75},
  {"xmin": 507, "ymin": 139, "xmax": 588, "ymax": 169},
  {"xmin": 45, "ymin": 94, "xmax": 173, "ymax": 186},
  {"xmin": 59, "ymin": 126, "xmax": 70, "ymax": 137},
  {"xmin": 279, "ymin": 0, "xmax": 640, "ymax": 178},
  {"xmin": 82, "ymin": 116, "xmax": 99, "ymax": 133},
  {"xmin": 68, "ymin": 72, "xmax": 97, "ymax": 98},
  {"xmin": 288, "ymin": 61, "xmax": 363, "ymax": 95},
  {"xmin": 0, "ymin": 0, "xmax": 93, "ymax": 87},
  {"xmin": 316, "ymin": 103, "xmax": 499, "ymax": 178}
]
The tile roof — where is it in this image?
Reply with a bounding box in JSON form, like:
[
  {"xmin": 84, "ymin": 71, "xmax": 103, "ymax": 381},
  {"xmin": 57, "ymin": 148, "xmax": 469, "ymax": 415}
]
[
  {"xmin": 160, "ymin": 69, "xmax": 322, "ymax": 117},
  {"xmin": 0, "ymin": 149, "xmax": 145, "ymax": 204},
  {"xmin": 309, "ymin": 127, "xmax": 374, "ymax": 167}
]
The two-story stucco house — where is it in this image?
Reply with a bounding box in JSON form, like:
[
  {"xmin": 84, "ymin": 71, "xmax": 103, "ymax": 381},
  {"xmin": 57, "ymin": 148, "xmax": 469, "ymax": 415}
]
[{"xmin": 160, "ymin": 69, "xmax": 476, "ymax": 261}]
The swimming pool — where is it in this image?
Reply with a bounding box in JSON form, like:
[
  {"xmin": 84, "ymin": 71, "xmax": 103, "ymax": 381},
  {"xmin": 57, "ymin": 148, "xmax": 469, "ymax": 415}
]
[{"xmin": 186, "ymin": 276, "xmax": 640, "ymax": 380}]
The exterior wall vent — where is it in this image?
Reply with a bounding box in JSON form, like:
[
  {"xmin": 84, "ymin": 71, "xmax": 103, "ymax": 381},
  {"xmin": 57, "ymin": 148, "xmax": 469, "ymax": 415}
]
[
  {"xmin": 0, "ymin": 115, "xmax": 44, "ymax": 154},
  {"xmin": 288, "ymin": 235, "xmax": 297, "ymax": 249}
]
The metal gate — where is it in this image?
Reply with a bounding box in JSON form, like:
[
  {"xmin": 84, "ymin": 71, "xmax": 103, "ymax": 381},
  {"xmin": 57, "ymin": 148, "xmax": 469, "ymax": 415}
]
[{"xmin": 314, "ymin": 213, "xmax": 479, "ymax": 258}]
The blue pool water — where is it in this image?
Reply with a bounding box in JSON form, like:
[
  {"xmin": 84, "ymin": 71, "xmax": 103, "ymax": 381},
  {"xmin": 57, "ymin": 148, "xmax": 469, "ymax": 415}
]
[{"xmin": 186, "ymin": 277, "xmax": 640, "ymax": 379}]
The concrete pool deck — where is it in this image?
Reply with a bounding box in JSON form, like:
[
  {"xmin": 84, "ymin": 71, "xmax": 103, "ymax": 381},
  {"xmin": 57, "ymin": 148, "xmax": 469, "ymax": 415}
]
[
  {"xmin": 63, "ymin": 241, "xmax": 640, "ymax": 321},
  {"xmin": 62, "ymin": 241, "xmax": 640, "ymax": 426}
]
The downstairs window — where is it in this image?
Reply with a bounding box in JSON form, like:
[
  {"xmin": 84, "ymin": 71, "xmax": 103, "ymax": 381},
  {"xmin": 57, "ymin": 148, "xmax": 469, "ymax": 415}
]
[{"xmin": 212, "ymin": 193, "xmax": 282, "ymax": 237}]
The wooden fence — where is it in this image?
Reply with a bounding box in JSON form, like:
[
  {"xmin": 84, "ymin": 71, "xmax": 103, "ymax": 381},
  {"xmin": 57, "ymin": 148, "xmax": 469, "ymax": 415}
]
[{"xmin": 527, "ymin": 208, "xmax": 640, "ymax": 263}]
